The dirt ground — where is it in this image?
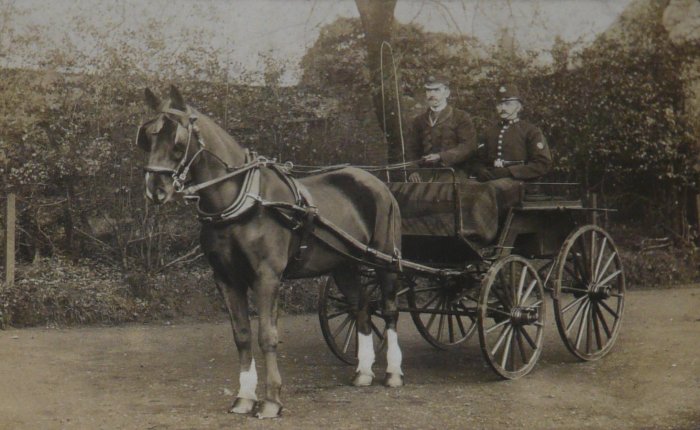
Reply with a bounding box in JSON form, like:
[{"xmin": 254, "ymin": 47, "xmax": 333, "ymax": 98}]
[{"xmin": 1, "ymin": 287, "xmax": 699, "ymax": 430}]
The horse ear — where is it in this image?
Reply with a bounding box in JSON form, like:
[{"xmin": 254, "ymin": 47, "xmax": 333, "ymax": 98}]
[
  {"xmin": 136, "ymin": 125, "xmax": 150, "ymax": 152},
  {"xmin": 144, "ymin": 88, "xmax": 161, "ymax": 111},
  {"xmin": 169, "ymin": 85, "xmax": 186, "ymax": 111}
]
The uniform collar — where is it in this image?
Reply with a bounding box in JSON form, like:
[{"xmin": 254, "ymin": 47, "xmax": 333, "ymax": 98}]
[{"xmin": 500, "ymin": 118, "xmax": 520, "ymax": 127}]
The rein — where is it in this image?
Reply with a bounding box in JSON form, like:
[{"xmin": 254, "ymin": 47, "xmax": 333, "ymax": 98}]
[
  {"xmin": 140, "ymin": 107, "xmax": 419, "ymax": 227},
  {"xmin": 139, "ymin": 109, "xmax": 435, "ymax": 275}
]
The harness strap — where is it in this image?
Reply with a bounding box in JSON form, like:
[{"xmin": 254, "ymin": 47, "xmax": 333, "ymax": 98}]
[
  {"xmin": 196, "ymin": 159, "xmax": 261, "ymax": 223},
  {"xmin": 260, "ymin": 200, "xmax": 404, "ymax": 272},
  {"xmin": 283, "ymin": 206, "xmax": 318, "ymax": 275},
  {"xmin": 182, "ymin": 155, "xmax": 260, "ymax": 195}
]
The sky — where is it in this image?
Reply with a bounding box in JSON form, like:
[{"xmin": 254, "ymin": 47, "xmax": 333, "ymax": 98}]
[{"xmin": 2, "ymin": 0, "xmax": 635, "ymax": 84}]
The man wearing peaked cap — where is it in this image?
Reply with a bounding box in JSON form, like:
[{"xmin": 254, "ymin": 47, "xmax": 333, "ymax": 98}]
[
  {"xmin": 473, "ymin": 83, "xmax": 552, "ymax": 181},
  {"xmin": 406, "ymin": 74, "xmax": 477, "ymax": 182}
]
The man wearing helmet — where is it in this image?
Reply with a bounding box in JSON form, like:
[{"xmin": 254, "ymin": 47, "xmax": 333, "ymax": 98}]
[{"xmin": 474, "ymin": 84, "xmax": 552, "ymax": 182}]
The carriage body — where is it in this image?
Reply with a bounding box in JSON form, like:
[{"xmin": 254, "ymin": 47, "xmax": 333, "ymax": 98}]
[
  {"xmin": 319, "ymin": 167, "xmax": 625, "ymax": 379},
  {"xmin": 389, "ymin": 177, "xmax": 587, "ymax": 265}
]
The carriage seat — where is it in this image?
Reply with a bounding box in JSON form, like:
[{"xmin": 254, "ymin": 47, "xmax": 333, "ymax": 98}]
[{"xmin": 388, "ymin": 178, "xmax": 523, "ymax": 247}]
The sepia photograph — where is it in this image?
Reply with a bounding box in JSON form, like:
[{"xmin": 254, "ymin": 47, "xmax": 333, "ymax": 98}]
[{"xmin": 1, "ymin": 0, "xmax": 699, "ymax": 428}]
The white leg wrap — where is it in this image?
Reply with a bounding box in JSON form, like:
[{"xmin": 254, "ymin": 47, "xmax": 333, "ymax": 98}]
[
  {"xmin": 236, "ymin": 358, "xmax": 258, "ymax": 400},
  {"xmin": 386, "ymin": 329, "xmax": 403, "ymax": 375},
  {"xmin": 356, "ymin": 332, "xmax": 375, "ymax": 377}
]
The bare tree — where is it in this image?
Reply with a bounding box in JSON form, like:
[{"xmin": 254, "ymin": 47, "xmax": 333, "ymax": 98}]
[{"xmin": 354, "ymin": 0, "xmax": 405, "ymax": 165}]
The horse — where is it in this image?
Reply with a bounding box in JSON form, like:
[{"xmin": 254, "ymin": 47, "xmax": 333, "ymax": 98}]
[{"xmin": 136, "ymin": 86, "xmax": 405, "ymax": 418}]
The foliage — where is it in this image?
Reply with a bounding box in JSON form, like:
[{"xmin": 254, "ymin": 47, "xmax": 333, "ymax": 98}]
[{"xmin": 0, "ymin": 256, "xmax": 224, "ymax": 327}]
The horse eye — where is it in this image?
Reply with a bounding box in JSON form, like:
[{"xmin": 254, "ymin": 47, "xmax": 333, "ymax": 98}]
[{"xmin": 173, "ymin": 145, "xmax": 185, "ymax": 159}]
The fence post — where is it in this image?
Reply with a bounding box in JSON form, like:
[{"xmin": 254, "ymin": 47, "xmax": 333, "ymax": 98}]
[{"xmin": 5, "ymin": 193, "xmax": 15, "ymax": 286}]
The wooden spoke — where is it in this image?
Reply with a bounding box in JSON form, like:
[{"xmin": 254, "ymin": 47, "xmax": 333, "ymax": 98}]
[
  {"xmin": 597, "ymin": 252, "xmax": 617, "ymax": 284},
  {"xmin": 485, "ymin": 318, "xmax": 510, "ymax": 334},
  {"xmin": 424, "ymin": 296, "xmax": 444, "ymax": 332},
  {"xmin": 515, "ymin": 329, "xmax": 529, "ymax": 365},
  {"xmin": 396, "ymin": 286, "xmax": 411, "ymax": 297},
  {"xmin": 516, "ymin": 265, "xmax": 528, "ymax": 304},
  {"xmin": 560, "ymin": 286, "xmax": 588, "ymax": 294},
  {"xmin": 326, "ymin": 310, "xmax": 348, "ymax": 320},
  {"xmin": 592, "ymin": 302, "xmax": 612, "ymax": 338},
  {"xmin": 585, "ymin": 306, "xmax": 594, "ymax": 354},
  {"xmin": 574, "ymin": 302, "xmax": 591, "ymax": 350},
  {"xmin": 596, "ymin": 270, "xmax": 622, "ymax": 288},
  {"xmin": 491, "ymin": 324, "xmax": 512, "ymax": 357},
  {"xmin": 591, "ymin": 306, "xmax": 603, "ymax": 351},
  {"xmin": 518, "ymin": 325, "xmax": 537, "ymax": 350},
  {"xmin": 598, "ymin": 299, "xmax": 620, "ymax": 319},
  {"xmin": 455, "ymin": 310, "xmax": 469, "ymax": 336},
  {"xmin": 447, "ymin": 311, "xmax": 456, "ymax": 343},
  {"xmin": 521, "ymin": 279, "xmax": 538, "ymax": 304},
  {"xmin": 486, "ymin": 306, "xmax": 512, "ymax": 318},
  {"xmin": 370, "ymin": 320, "xmax": 383, "ymax": 340},
  {"xmin": 332, "ymin": 315, "xmax": 353, "ymax": 339},
  {"xmin": 341, "ymin": 320, "xmax": 356, "ymax": 354},
  {"xmin": 419, "ymin": 292, "xmax": 442, "ymax": 311},
  {"xmin": 565, "ymin": 298, "xmax": 589, "ymax": 335},
  {"xmin": 561, "ymin": 294, "xmax": 587, "ymax": 314},
  {"xmin": 593, "ymin": 237, "xmax": 608, "ymax": 282},
  {"xmin": 436, "ymin": 312, "xmax": 447, "ymax": 343},
  {"xmin": 501, "ymin": 327, "xmax": 515, "ymax": 370}
]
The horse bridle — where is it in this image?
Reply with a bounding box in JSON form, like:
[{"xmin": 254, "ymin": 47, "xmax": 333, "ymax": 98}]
[
  {"xmin": 141, "ymin": 107, "xmax": 209, "ymax": 193},
  {"xmin": 139, "ymin": 108, "xmax": 284, "ymax": 223},
  {"xmin": 141, "ymin": 108, "xmax": 261, "ymax": 195}
]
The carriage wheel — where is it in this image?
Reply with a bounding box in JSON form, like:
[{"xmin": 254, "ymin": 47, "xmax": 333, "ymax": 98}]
[
  {"xmin": 406, "ymin": 275, "xmax": 478, "ymax": 349},
  {"xmin": 553, "ymin": 225, "xmax": 625, "ymax": 361},
  {"xmin": 478, "ymin": 255, "xmax": 546, "ymax": 379},
  {"xmin": 318, "ymin": 269, "xmax": 389, "ymax": 365}
]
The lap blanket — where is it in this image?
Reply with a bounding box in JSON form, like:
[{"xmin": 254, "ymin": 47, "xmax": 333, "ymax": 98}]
[{"xmin": 388, "ymin": 178, "xmax": 524, "ymax": 246}]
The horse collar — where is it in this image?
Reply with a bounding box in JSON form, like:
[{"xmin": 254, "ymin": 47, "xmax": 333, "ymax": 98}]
[{"xmin": 193, "ymin": 150, "xmax": 267, "ymax": 224}]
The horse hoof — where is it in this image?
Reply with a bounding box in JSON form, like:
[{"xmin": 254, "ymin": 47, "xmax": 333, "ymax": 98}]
[
  {"xmin": 353, "ymin": 372, "xmax": 374, "ymax": 387},
  {"xmin": 384, "ymin": 373, "xmax": 404, "ymax": 388},
  {"xmin": 228, "ymin": 397, "xmax": 256, "ymax": 415},
  {"xmin": 255, "ymin": 400, "xmax": 282, "ymax": 419}
]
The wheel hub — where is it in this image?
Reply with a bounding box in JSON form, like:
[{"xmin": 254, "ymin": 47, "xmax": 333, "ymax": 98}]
[
  {"xmin": 510, "ymin": 307, "xmax": 539, "ymax": 325},
  {"xmin": 589, "ymin": 284, "xmax": 612, "ymax": 300}
]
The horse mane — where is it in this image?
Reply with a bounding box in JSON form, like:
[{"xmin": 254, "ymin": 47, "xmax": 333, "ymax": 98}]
[
  {"xmin": 188, "ymin": 106, "xmax": 246, "ymax": 164},
  {"xmin": 191, "ymin": 108, "xmax": 239, "ymax": 147}
]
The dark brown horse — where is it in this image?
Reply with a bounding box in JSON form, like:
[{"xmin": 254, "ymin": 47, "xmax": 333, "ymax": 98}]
[{"xmin": 137, "ymin": 86, "xmax": 404, "ymax": 418}]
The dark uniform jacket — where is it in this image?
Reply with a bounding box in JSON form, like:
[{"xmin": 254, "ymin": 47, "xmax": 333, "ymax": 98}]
[
  {"xmin": 476, "ymin": 119, "xmax": 552, "ymax": 180},
  {"xmin": 407, "ymin": 105, "xmax": 477, "ymax": 167}
]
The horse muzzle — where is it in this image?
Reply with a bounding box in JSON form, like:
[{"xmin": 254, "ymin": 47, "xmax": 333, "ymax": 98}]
[{"xmin": 145, "ymin": 171, "xmax": 175, "ymax": 204}]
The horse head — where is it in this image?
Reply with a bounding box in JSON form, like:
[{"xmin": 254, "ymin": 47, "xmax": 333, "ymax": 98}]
[{"xmin": 137, "ymin": 85, "xmax": 197, "ymax": 204}]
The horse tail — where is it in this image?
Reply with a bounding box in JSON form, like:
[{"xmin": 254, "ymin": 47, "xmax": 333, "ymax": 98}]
[
  {"xmin": 388, "ymin": 193, "xmax": 402, "ymax": 258},
  {"xmin": 369, "ymin": 186, "xmax": 402, "ymax": 258}
]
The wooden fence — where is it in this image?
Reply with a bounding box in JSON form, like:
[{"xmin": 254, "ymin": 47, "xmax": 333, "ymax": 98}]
[{"xmin": 3, "ymin": 193, "xmax": 15, "ymax": 286}]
